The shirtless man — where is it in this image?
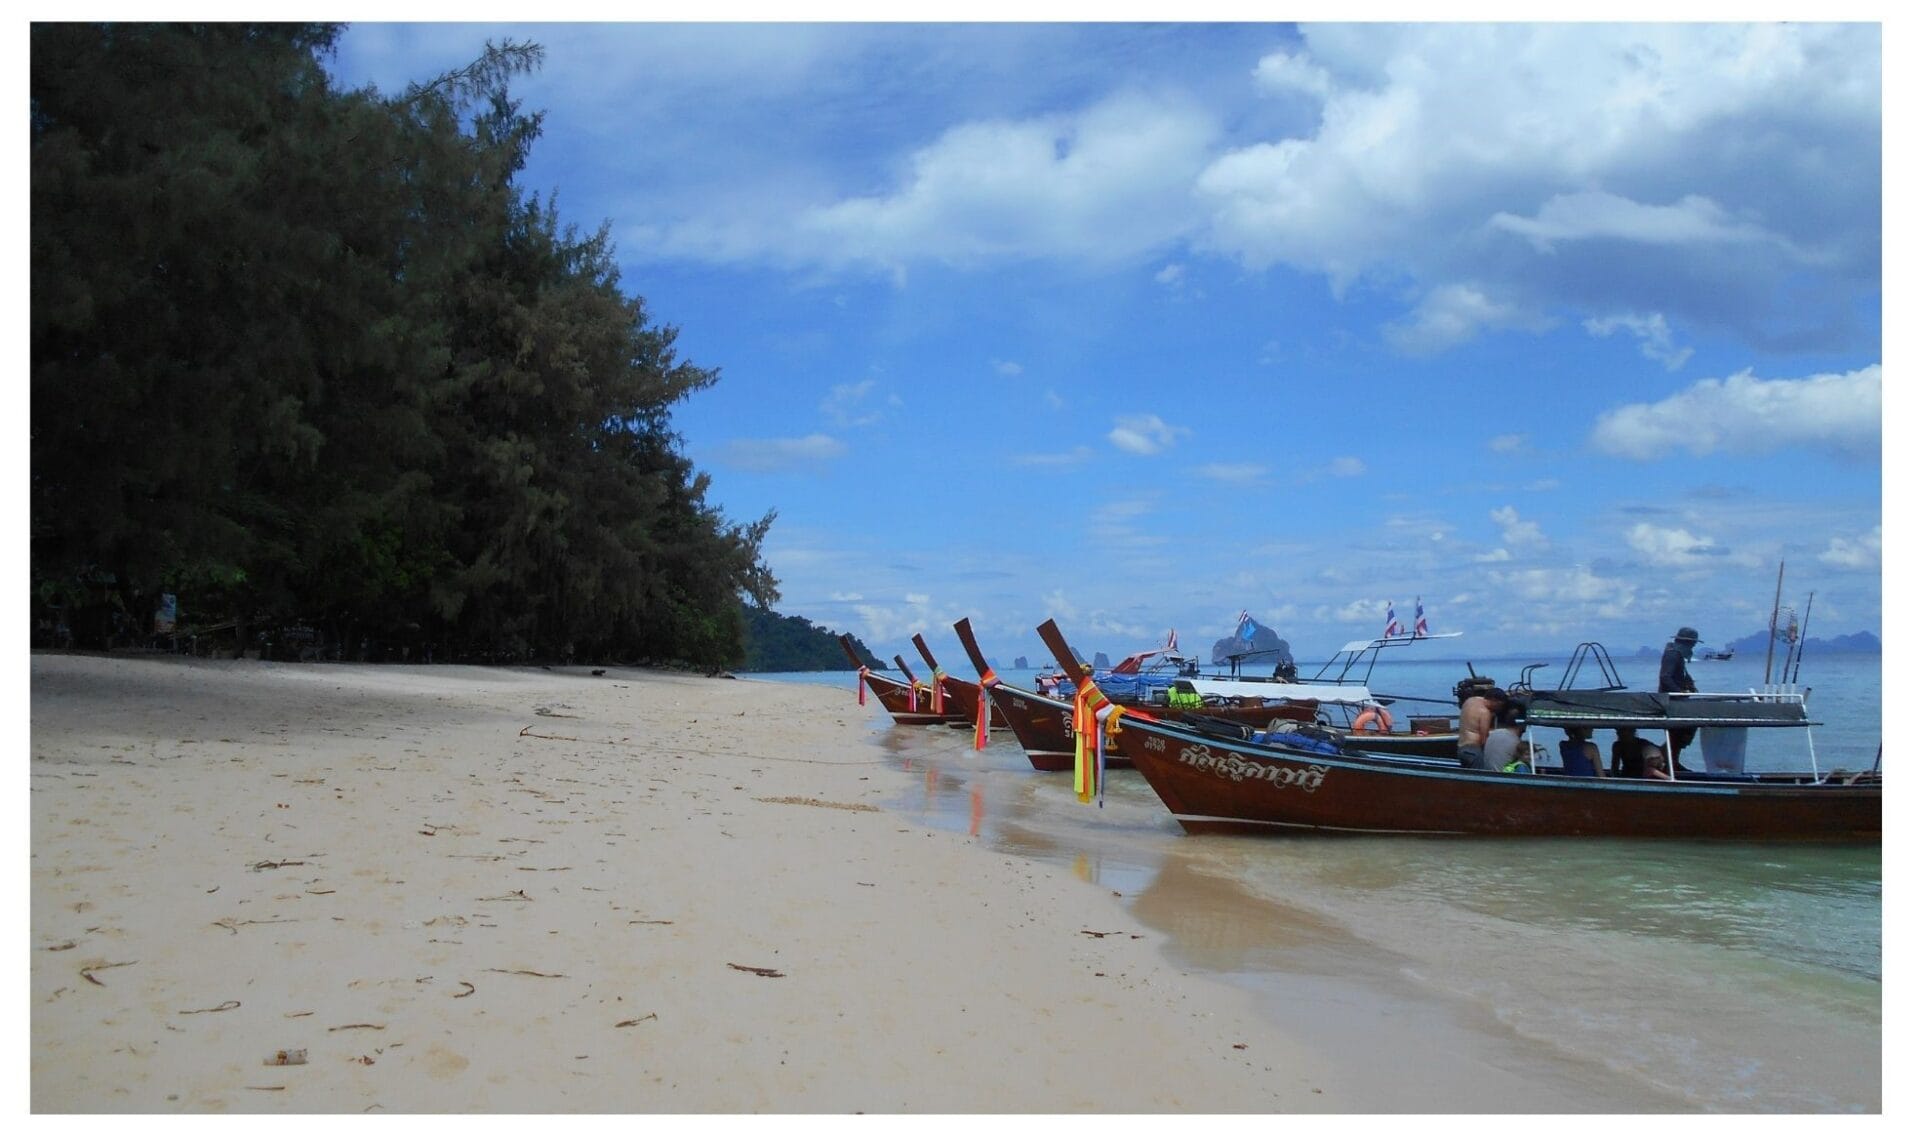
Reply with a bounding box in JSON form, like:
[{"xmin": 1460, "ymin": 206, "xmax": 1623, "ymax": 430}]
[{"xmin": 1455, "ymin": 680, "xmax": 1505, "ymax": 767}]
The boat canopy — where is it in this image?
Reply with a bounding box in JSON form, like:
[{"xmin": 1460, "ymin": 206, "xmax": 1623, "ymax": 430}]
[{"xmin": 1522, "ymin": 689, "xmax": 1815, "ymax": 729}]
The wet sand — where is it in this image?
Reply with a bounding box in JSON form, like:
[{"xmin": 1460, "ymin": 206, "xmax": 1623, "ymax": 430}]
[{"xmin": 33, "ymin": 653, "xmax": 1658, "ymax": 1113}]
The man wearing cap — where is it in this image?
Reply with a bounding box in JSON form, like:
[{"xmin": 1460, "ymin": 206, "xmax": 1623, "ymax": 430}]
[{"xmin": 1659, "ymin": 626, "xmax": 1701, "ymax": 762}]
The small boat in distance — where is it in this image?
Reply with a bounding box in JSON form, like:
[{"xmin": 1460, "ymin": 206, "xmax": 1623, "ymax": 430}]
[{"xmin": 1700, "ymin": 647, "xmax": 1735, "ymax": 661}]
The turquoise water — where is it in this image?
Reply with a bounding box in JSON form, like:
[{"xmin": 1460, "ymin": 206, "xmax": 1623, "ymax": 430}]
[{"xmin": 747, "ymin": 651, "xmax": 1882, "ymax": 1111}]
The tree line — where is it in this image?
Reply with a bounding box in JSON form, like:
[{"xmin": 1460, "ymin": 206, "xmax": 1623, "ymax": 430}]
[{"xmin": 31, "ymin": 24, "xmax": 778, "ymax": 667}]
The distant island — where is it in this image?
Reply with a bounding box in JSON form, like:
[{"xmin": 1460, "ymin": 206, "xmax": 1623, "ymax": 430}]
[
  {"xmin": 1630, "ymin": 629, "xmax": 1880, "ymax": 660},
  {"xmin": 1014, "ymin": 656, "xmax": 1028, "ymax": 669}
]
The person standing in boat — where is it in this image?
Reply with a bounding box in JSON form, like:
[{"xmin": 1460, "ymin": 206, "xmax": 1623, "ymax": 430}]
[
  {"xmin": 1659, "ymin": 626, "xmax": 1702, "ymax": 762},
  {"xmin": 1454, "ymin": 678, "xmax": 1504, "ymax": 767}
]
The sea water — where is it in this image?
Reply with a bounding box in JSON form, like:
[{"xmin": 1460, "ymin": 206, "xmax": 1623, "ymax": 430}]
[{"xmin": 746, "ymin": 651, "xmax": 1883, "ymax": 1112}]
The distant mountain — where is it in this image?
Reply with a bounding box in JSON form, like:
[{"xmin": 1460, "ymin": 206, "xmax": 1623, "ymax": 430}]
[
  {"xmin": 1013, "ymin": 655, "xmax": 1028, "ymax": 669},
  {"xmin": 1632, "ymin": 629, "xmax": 1879, "ymax": 658},
  {"xmin": 738, "ymin": 605, "xmax": 886, "ymax": 671},
  {"xmin": 1210, "ymin": 618, "xmax": 1294, "ymax": 668},
  {"xmin": 1092, "ymin": 651, "xmax": 1111, "ymax": 669}
]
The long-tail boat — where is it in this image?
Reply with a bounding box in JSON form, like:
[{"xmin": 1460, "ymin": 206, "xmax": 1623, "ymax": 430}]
[
  {"xmin": 1089, "ymin": 651, "xmax": 1880, "ymax": 840},
  {"xmin": 911, "ymin": 633, "xmax": 1006, "ymax": 732},
  {"xmin": 835, "ymin": 634, "xmax": 965, "ymax": 726},
  {"xmin": 952, "ymin": 617, "xmax": 1110, "ymax": 771}
]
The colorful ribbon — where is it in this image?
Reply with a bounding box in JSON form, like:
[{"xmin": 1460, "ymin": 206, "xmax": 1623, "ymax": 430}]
[
  {"xmin": 975, "ymin": 669, "xmax": 999, "ymax": 750},
  {"xmin": 931, "ymin": 667, "xmax": 945, "ymax": 715},
  {"xmin": 909, "ymin": 679, "xmax": 923, "ymax": 713},
  {"xmin": 1071, "ymin": 679, "xmax": 1112, "ymax": 804}
]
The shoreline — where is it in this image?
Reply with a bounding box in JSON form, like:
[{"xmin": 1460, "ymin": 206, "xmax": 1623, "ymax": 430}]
[{"xmin": 34, "ymin": 653, "xmax": 1685, "ymax": 1112}]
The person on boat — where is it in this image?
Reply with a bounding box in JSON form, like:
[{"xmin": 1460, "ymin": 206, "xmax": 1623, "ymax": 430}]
[
  {"xmin": 1559, "ymin": 726, "xmax": 1606, "ymax": 777},
  {"xmin": 1660, "ymin": 626, "xmax": 1702, "ymax": 759},
  {"xmin": 1455, "ymin": 678, "xmax": 1505, "ymax": 767},
  {"xmin": 1611, "ymin": 727, "xmax": 1648, "ymax": 777},
  {"xmin": 1641, "ymin": 744, "xmax": 1676, "ymax": 781},
  {"xmin": 1477, "ymin": 701, "xmax": 1526, "ymax": 772}
]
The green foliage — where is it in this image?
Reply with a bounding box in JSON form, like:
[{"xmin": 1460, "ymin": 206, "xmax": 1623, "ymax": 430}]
[
  {"xmin": 738, "ymin": 606, "xmax": 884, "ymax": 672},
  {"xmin": 31, "ymin": 23, "xmax": 777, "ymax": 664}
]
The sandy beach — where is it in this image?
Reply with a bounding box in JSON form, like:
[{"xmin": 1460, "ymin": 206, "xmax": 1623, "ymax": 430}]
[{"xmin": 33, "ymin": 653, "xmax": 1659, "ymax": 1114}]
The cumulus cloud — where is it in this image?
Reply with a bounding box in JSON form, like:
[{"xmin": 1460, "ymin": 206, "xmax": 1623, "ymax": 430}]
[
  {"xmin": 716, "ymin": 434, "xmax": 847, "ymax": 472},
  {"xmin": 1198, "ymin": 24, "xmax": 1879, "ymax": 349},
  {"xmin": 1590, "ymin": 364, "xmax": 1881, "ymax": 460},
  {"xmin": 991, "ymin": 359, "xmax": 1024, "ymax": 376},
  {"xmin": 1108, "ymin": 413, "xmax": 1190, "ymax": 455},
  {"xmin": 1819, "ymin": 525, "xmax": 1881, "ymax": 569},
  {"xmin": 1253, "ymin": 50, "xmax": 1334, "ymax": 99},
  {"xmin": 726, "ymin": 91, "xmax": 1219, "ymax": 270},
  {"xmin": 1475, "ymin": 548, "xmax": 1513, "ymax": 563},
  {"xmin": 1584, "ymin": 312, "xmax": 1694, "ymax": 371},
  {"xmin": 1626, "ymin": 522, "xmax": 1723, "ymax": 567}
]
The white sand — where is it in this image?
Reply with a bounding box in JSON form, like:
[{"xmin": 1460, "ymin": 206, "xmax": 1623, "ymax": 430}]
[{"xmin": 30, "ymin": 653, "xmax": 1388, "ymax": 1113}]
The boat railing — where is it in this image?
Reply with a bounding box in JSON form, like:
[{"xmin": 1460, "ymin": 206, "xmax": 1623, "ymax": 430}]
[{"xmin": 1556, "ymin": 642, "xmax": 1626, "ymax": 691}]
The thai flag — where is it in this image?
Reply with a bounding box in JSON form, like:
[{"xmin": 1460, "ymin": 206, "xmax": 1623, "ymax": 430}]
[
  {"xmin": 1383, "ymin": 601, "xmax": 1401, "ymax": 638},
  {"xmin": 1414, "ymin": 597, "xmax": 1428, "ymax": 638}
]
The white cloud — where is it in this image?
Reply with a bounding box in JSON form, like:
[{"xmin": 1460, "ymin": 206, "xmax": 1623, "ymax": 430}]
[
  {"xmin": 716, "ymin": 434, "xmax": 847, "ymax": 472},
  {"xmin": 1584, "ymin": 312, "xmax": 1694, "ymax": 371},
  {"xmin": 1383, "ymin": 284, "xmax": 1552, "ymax": 355},
  {"xmin": 1043, "ymin": 390, "xmax": 1066, "ymax": 410},
  {"xmin": 1253, "ymin": 50, "xmax": 1333, "ymax": 100},
  {"xmin": 1491, "ymin": 565, "xmax": 1637, "ymax": 620},
  {"xmin": 904, "ymin": 592, "xmax": 930, "ymax": 605},
  {"xmin": 730, "ymin": 91, "xmax": 1219, "ymax": 270},
  {"xmin": 1819, "ymin": 525, "xmax": 1881, "ymax": 569},
  {"xmin": 1626, "ymin": 522, "xmax": 1720, "ymax": 567},
  {"xmin": 1326, "ymin": 456, "xmax": 1367, "ymax": 478},
  {"xmin": 1197, "ymin": 24, "xmax": 1878, "ymax": 348},
  {"xmin": 1474, "ymin": 548, "xmax": 1513, "ymax": 563},
  {"xmin": 1491, "ymin": 505, "xmax": 1547, "ymax": 548},
  {"xmin": 1108, "ymin": 413, "xmax": 1189, "ymax": 455},
  {"xmin": 1154, "ymin": 263, "xmax": 1187, "ymax": 286},
  {"xmin": 991, "ymin": 359, "xmax": 1024, "ymax": 376},
  {"xmin": 1489, "ymin": 191, "xmax": 1792, "ymax": 255},
  {"xmin": 1590, "ymin": 364, "xmax": 1881, "ymax": 460},
  {"xmin": 1489, "ymin": 433, "xmax": 1528, "ymax": 454}
]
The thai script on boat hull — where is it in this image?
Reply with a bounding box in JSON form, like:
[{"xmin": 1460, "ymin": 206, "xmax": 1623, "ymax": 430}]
[{"xmin": 1175, "ymin": 743, "xmax": 1327, "ymax": 791}]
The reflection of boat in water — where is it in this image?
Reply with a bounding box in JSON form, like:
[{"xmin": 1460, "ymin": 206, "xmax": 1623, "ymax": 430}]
[{"xmin": 1093, "ymin": 641, "xmax": 1880, "ymax": 840}]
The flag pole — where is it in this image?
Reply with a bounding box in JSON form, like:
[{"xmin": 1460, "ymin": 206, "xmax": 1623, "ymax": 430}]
[{"xmin": 1763, "ymin": 560, "xmax": 1785, "ymax": 683}]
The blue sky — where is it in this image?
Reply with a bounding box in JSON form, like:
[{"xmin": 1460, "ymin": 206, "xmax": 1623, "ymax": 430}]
[{"xmin": 326, "ymin": 20, "xmax": 1886, "ymax": 665}]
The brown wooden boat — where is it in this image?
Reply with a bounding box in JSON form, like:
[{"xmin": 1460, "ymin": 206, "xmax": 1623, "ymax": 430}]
[
  {"xmin": 951, "ymin": 617, "xmax": 1135, "ymax": 771},
  {"xmin": 911, "ymin": 633, "xmax": 1007, "ymax": 732},
  {"xmin": 835, "ymin": 634, "xmax": 966, "ymax": 726},
  {"xmin": 1102, "ymin": 685, "xmax": 1881, "ymax": 840}
]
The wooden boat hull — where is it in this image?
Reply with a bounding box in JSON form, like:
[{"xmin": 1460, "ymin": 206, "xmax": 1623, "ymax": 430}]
[
  {"xmin": 982, "ymin": 681, "xmax": 1129, "ymax": 771},
  {"xmin": 860, "ymin": 669, "xmax": 969, "ymax": 726},
  {"xmin": 1112, "ymin": 713, "xmax": 1881, "ymax": 840}
]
